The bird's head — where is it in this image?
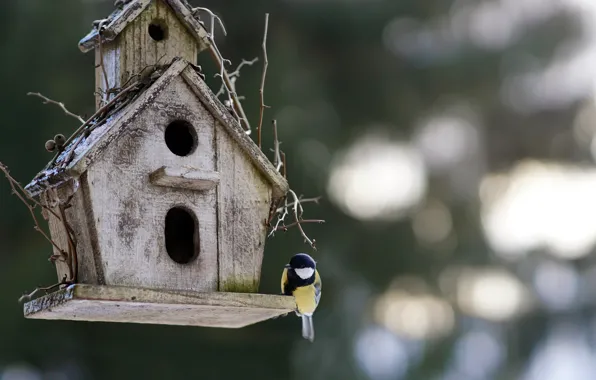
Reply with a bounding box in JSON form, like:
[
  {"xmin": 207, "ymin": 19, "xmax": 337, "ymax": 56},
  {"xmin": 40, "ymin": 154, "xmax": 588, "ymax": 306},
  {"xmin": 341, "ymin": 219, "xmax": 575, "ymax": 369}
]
[{"xmin": 286, "ymin": 253, "xmax": 316, "ymax": 280}]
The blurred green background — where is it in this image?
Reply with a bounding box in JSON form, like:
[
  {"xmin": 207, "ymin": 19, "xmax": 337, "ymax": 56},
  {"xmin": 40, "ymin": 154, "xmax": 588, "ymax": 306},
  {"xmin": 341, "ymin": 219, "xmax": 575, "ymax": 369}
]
[{"xmin": 2, "ymin": 0, "xmax": 596, "ymax": 379}]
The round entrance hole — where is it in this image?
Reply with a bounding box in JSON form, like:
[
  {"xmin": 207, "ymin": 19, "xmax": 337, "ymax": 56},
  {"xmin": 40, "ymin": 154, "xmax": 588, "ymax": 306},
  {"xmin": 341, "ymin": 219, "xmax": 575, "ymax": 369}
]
[
  {"xmin": 164, "ymin": 120, "xmax": 197, "ymax": 156},
  {"xmin": 148, "ymin": 21, "xmax": 167, "ymax": 41},
  {"xmin": 164, "ymin": 207, "xmax": 199, "ymax": 264}
]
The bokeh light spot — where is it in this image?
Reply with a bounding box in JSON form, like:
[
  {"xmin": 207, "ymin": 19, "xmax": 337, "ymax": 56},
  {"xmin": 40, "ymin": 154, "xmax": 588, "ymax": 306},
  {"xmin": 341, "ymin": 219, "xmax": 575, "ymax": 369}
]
[
  {"xmin": 480, "ymin": 160, "xmax": 596, "ymax": 259},
  {"xmin": 327, "ymin": 133, "xmax": 427, "ymax": 221}
]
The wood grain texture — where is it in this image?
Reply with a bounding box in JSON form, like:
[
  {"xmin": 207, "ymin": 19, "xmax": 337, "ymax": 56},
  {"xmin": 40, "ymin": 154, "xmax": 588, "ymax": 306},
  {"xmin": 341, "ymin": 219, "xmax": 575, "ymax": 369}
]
[
  {"xmin": 94, "ymin": 0, "xmax": 199, "ymax": 109},
  {"xmin": 41, "ymin": 179, "xmax": 98, "ymax": 284},
  {"xmin": 216, "ymin": 120, "xmax": 272, "ymax": 293},
  {"xmin": 149, "ymin": 166, "xmax": 220, "ymax": 191},
  {"xmin": 86, "ymin": 75, "xmax": 219, "ymax": 293},
  {"xmin": 24, "ymin": 284, "xmax": 295, "ymax": 328},
  {"xmin": 79, "ymin": 0, "xmax": 209, "ymax": 53}
]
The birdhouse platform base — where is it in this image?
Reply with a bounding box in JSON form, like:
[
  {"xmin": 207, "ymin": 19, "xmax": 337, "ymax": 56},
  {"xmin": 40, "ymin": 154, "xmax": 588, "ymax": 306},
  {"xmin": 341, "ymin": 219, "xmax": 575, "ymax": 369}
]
[{"xmin": 23, "ymin": 284, "xmax": 296, "ymax": 328}]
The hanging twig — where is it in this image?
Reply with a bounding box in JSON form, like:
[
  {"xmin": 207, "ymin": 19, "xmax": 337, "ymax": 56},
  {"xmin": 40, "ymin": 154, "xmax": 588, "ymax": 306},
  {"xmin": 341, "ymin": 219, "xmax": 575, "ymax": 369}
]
[
  {"xmin": 272, "ymin": 119, "xmax": 282, "ymax": 172},
  {"xmin": 59, "ymin": 203, "xmax": 77, "ymax": 281},
  {"xmin": 18, "ymin": 276, "xmax": 71, "ymax": 303},
  {"xmin": 276, "ymin": 196, "xmax": 321, "ymax": 213},
  {"xmin": 97, "ymin": 19, "xmax": 110, "ymax": 105},
  {"xmin": 269, "ymin": 196, "xmax": 290, "ymax": 236},
  {"xmin": 288, "ymin": 189, "xmax": 317, "ymax": 250},
  {"xmin": 0, "ymin": 163, "xmax": 67, "ymax": 257},
  {"xmin": 216, "ymin": 57, "xmax": 259, "ymax": 98},
  {"xmin": 192, "ymin": 7, "xmax": 227, "ymax": 38},
  {"xmin": 27, "ymin": 92, "xmax": 85, "ymax": 124},
  {"xmin": 281, "ymin": 151, "xmax": 287, "ymax": 178},
  {"xmin": 258, "ymin": 14, "xmax": 270, "ymax": 148},
  {"xmin": 270, "ymin": 219, "xmax": 325, "ymax": 233},
  {"xmin": 208, "ymin": 43, "xmax": 250, "ymax": 132},
  {"xmin": 192, "ymin": 6, "xmax": 251, "ymax": 133}
]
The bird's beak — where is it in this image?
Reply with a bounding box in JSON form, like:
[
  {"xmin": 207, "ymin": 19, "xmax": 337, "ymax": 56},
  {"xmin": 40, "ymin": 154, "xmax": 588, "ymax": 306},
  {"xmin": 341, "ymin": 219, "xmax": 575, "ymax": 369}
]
[{"xmin": 284, "ymin": 264, "xmax": 291, "ymax": 269}]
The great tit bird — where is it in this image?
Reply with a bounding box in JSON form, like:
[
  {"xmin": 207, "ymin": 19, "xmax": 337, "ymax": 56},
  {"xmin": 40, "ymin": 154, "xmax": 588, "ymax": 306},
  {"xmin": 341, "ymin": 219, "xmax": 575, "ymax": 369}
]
[{"xmin": 281, "ymin": 253, "xmax": 321, "ymax": 342}]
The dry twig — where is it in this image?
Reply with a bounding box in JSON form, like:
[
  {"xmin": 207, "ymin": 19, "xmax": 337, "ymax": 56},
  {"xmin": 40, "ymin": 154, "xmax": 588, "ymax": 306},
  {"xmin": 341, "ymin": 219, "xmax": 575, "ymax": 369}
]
[
  {"xmin": 258, "ymin": 14, "xmax": 270, "ymax": 148},
  {"xmin": 288, "ymin": 190, "xmax": 318, "ymax": 250},
  {"xmin": 192, "ymin": 7, "xmax": 227, "ymax": 38},
  {"xmin": 0, "ymin": 163, "xmax": 80, "ymax": 281},
  {"xmin": 192, "ymin": 6, "xmax": 252, "ymax": 133},
  {"xmin": 0, "ymin": 163, "xmax": 66, "ymax": 256},
  {"xmin": 97, "ymin": 19, "xmax": 110, "ymax": 105},
  {"xmin": 216, "ymin": 57, "xmax": 259, "ymax": 98},
  {"xmin": 271, "ymin": 120, "xmax": 283, "ymax": 172},
  {"xmin": 269, "ymin": 219, "xmax": 325, "ymax": 233},
  {"xmin": 27, "ymin": 92, "xmax": 85, "ymax": 124},
  {"xmin": 18, "ymin": 276, "xmax": 70, "ymax": 303},
  {"xmin": 276, "ymin": 196, "xmax": 322, "ymax": 213},
  {"xmin": 266, "ymin": 115, "xmax": 324, "ymax": 248}
]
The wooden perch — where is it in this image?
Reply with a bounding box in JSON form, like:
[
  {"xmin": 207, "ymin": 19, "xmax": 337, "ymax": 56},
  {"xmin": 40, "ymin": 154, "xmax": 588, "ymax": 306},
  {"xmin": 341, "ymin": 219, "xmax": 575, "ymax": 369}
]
[{"xmin": 149, "ymin": 166, "xmax": 220, "ymax": 191}]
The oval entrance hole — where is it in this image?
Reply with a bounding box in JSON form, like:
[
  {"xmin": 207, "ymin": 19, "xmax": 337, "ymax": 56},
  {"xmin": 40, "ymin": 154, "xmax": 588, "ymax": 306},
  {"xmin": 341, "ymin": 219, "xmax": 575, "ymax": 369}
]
[
  {"xmin": 165, "ymin": 207, "xmax": 199, "ymax": 264},
  {"xmin": 164, "ymin": 120, "xmax": 197, "ymax": 157}
]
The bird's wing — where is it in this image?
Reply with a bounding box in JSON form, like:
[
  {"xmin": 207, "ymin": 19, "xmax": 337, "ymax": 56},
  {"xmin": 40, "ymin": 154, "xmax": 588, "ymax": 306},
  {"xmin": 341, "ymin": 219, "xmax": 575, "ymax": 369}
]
[
  {"xmin": 281, "ymin": 267, "xmax": 289, "ymax": 295},
  {"xmin": 314, "ymin": 269, "xmax": 322, "ymax": 306}
]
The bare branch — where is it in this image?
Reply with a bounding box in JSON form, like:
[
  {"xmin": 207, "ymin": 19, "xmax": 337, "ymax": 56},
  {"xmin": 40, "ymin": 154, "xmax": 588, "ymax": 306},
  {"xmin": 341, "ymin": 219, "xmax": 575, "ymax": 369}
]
[
  {"xmin": 269, "ymin": 196, "xmax": 290, "ymax": 237},
  {"xmin": 97, "ymin": 19, "xmax": 110, "ymax": 105},
  {"xmin": 192, "ymin": 6, "xmax": 251, "ymax": 133},
  {"xmin": 27, "ymin": 92, "xmax": 85, "ymax": 124},
  {"xmin": 0, "ymin": 163, "xmax": 67, "ymax": 256},
  {"xmin": 288, "ymin": 189, "xmax": 317, "ymax": 250},
  {"xmin": 208, "ymin": 42, "xmax": 251, "ymax": 133},
  {"xmin": 192, "ymin": 7, "xmax": 227, "ymax": 38},
  {"xmin": 18, "ymin": 276, "xmax": 70, "ymax": 303},
  {"xmin": 216, "ymin": 57, "xmax": 258, "ymax": 98},
  {"xmin": 281, "ymin": 151, "xmax": 287, "ymax": 178},
  {"xmin": 229, "ymin": 57, "xmax": 259, "ymax": 77},
  {"xmin": 258, "ymin": 14, "xmax": 270, "ymax": 148},
  {"xmin": 272, "ymin": 119, "xmax": 282, "ymax": 171},
  {"xmin": 276, "ymin": 196, "xmax": 321, "ymax": 213},
  {"xmin": 270, "ymin": 219, "xmax": 325, "ymax": 233},
  {"xmin": 59, "ymin": 202, "xmax": 77, "ymax": 281}
]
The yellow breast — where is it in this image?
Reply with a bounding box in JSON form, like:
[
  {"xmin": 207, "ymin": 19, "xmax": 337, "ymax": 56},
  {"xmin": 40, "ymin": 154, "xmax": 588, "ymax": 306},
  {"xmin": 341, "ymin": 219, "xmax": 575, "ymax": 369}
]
[{"xmin": 293, "ymin": 284, "xmax": 318, "ymax": 315}]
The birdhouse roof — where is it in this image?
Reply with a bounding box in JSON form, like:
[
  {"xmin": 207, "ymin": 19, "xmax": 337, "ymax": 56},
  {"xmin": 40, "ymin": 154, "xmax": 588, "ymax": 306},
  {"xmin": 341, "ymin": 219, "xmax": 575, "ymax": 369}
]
[
  {"xmin": 25, "ymin": 58, "xmax": 289, "ymax": 199},
  {"xmin": 78, "ymin": 0, "xmax": 210, "ymax": 53}
]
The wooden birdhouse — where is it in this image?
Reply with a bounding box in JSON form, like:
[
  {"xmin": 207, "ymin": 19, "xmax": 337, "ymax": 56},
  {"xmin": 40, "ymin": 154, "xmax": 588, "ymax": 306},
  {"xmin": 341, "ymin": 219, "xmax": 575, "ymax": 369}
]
[{"xmin": 21, "ymin": 0, "xmax": 295, "ymax": 328}]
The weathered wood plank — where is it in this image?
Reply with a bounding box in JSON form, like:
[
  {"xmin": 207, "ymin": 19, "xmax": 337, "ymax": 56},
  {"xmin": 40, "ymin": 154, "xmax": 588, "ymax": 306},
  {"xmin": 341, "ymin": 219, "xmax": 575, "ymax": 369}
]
[
  {"xmin": 41, "ymin": 179, "xmax": 98, "ymax": 284},
  {"xmin": 149, "ymin": 166, "xmax": 220, "ymax": 191},
  {"xmin": 24, "ymin": 284, "xmax": 295, "ymax": 328},
  {"xmin": 93, "ymin": 0, "xmax": 199, "ymax": 110},
  {"xmin": 86, "ymin": 75, "xmax": 219, "ymax": 293},
  {"xmin": 79, "ymin": 0, "xmax": 209, "ymax": 54},
  {"xmin": 216, "ymin": 120, "xmax": 272, "ymax": 293}
]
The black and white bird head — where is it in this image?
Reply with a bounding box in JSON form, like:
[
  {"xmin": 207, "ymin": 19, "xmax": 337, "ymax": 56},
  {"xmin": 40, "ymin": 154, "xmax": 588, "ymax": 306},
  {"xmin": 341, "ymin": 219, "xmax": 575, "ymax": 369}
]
[{"xmin": 286, "ymin": 253, "xmax": 316, "ymax": 280}]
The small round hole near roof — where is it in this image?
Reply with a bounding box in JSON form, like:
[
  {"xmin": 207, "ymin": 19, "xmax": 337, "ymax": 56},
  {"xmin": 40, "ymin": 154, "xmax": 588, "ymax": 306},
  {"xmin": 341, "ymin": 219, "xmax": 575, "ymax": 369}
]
[
  {"xmin": 164, "ymin": 120, "xmax": 197, "ymax": 157},
  {"xmin": 148, "ymin": 21, "xmax": 167, "ymax": 41}
]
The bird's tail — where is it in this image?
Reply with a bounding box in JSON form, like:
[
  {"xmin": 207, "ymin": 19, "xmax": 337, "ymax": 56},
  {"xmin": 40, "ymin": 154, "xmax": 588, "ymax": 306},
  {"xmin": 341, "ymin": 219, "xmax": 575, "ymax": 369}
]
[{"xmin": 301, "ymin": 315, "xmax": 315, "ymax": 342}]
